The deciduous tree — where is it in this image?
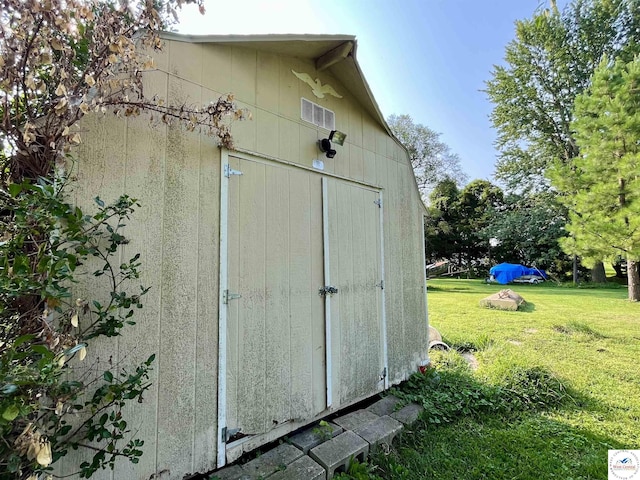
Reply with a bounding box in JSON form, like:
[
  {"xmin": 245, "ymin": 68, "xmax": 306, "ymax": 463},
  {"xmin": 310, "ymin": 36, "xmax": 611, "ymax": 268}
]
[
  {"xmin": 387, "ymin": 114, "xmax": 467, "ymax": 198},
  {"xmin": 486, "ymin": 0, "xmax": 640, "ymax": 192},
  {"xmin": 0, "ymin": 0, "xmax": 247, "ymax": 477},
  {"xmin": 425, "ymin": 179, "xmax": 503, "ymax": 273},
  {"xmin": 486, "ymin": 0, "xmax": 640, "ymax": 282},
  {"xmin": 484, "ymin": 192, "xmax": 572, "ymax": 277}
]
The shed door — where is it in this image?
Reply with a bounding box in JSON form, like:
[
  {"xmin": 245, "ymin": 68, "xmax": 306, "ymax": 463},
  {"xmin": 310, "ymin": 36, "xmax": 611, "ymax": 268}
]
[
  {"xmin": 323, "ymin": 178, "xmax": 386, "ymax": 408},
  {"xmin": 224, "ymin": 155, "xmax": 326, "ymax": 439}
]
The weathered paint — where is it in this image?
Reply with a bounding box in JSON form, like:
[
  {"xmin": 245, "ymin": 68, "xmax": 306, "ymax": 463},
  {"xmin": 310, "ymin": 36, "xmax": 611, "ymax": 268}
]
[
  {"xmin": 325, "ymin": 179, "xmax": 384, "ymax": 405},
  {"xmin": 225, "ymin": 155, "xmax": 326, "ymax": 439},
  {"xmin": 69, "ymin": 35, "xmax": 429, "ymax": 480}
]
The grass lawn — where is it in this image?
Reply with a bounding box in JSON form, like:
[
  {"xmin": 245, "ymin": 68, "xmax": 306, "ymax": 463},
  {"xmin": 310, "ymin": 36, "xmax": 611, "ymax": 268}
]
[{"xmin": 366, "ymin": 278, "xmax": 640, "ymax": 480}]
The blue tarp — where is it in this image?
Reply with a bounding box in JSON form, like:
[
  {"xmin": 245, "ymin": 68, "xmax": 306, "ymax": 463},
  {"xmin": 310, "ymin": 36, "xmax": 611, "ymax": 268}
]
[{"xmin": 489, "ymin": 263, "xmax": 548, "ymax": 284}]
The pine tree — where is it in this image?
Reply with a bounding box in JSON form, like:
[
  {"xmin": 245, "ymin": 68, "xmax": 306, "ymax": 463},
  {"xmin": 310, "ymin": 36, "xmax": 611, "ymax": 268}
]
[{"xmin": 552, "ymin": 57, "xmax": 640, "ymax": 300}]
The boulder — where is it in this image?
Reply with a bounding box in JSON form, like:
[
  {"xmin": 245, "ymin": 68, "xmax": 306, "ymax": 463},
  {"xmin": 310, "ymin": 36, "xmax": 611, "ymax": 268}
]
[{"xmin": 479, "ymin": 289, "xmax": 525, "ymax": 311}]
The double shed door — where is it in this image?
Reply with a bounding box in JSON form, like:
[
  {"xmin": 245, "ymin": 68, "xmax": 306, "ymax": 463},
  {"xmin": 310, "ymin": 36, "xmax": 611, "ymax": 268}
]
[{"xmin": 222, "ymin": 153, "xmax": 386, "ymax": 446}]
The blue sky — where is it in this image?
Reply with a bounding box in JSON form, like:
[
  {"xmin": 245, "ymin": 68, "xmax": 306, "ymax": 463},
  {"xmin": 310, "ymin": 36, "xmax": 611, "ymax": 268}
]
[{"xmin": 178, "ymin": 0, "xmax": 567, "ymax": 184}]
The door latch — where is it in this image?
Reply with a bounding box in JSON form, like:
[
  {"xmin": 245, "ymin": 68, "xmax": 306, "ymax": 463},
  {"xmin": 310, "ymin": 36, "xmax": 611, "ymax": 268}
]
[
  {"xmin": 318, "ymin": 286, "xmax": 339, "ymax": 296},
  {"xmin": 223, "ymin": 289, "xmax": 242, "ymax": 304}
]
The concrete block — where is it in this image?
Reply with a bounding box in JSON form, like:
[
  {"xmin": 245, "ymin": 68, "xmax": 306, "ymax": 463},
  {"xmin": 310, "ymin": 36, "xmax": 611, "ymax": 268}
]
[
  {"xmin": 332, "ymin": 409, "xmax": 379, "ymax": 431},
  {"xmin": 241, "ymin": 444, "xmax": 303, "ymax": 479},
  {"xmin": 352, "ymin": 415, "xmax": 403, "ymax": 452},
  {"xmin": 309, "ymin": 431, "xmax": 369, "ymax": 479},
  {"xmin": 391, "ymin": 403, "xmax": 424, "ymax": 426},
  {"xmin": 267, "ymin": 455, "xmax": 326, "ymax": 480},
  {"xmin": 209, "ymin": 465, "xmax": 253, "ymax": 480},
  {"xmin": 366, "ymin": 395, "xmax": 401, "ymax": 417},
  {"xmin": 289, "ymin": 422, "xmax": 343, "ymax": 453}
]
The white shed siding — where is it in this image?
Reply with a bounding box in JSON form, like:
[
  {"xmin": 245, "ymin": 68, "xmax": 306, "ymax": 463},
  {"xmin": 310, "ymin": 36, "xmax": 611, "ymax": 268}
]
[{"xmin": 67, "ymin": 36, "xmax": 428, "ymax": 480}]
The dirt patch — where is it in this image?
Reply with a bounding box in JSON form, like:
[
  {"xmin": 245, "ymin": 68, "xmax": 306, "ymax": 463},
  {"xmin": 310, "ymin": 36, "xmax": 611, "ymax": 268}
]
[
  {"xmin": 553, "ymin": 325, "xmax": 571, "ymax": 334},
  {"xmin": 553, "ymin": 322, "xmax": 605, "ymax": 338}
]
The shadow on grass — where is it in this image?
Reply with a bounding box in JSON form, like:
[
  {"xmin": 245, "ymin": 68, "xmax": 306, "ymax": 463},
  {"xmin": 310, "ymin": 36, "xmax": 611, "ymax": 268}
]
[
  {"xmin": 372, "ymin": 414, "xmax": 620, "ymax": 480},
  {"xmin": 428, "ymin": 285, "xmax": 472, "ymax": 292},
  {"xmin": 396, "ymin": 362, "xmax": 598, "ymax": 421},
  {"xmin": 552, "ymin": 321, "xmax": 607, "ymax": 339},
  {"xmin": 370, "ymin": 358, "xmax": 628, "ymax": 480},
  {"xmin": 376, "ymin": 366, "xmax": 614, "ymax": 480},
  {"xmin": 510, "ymin": 283, "xmax": 629, "ymax": 299},
  {"xmin": 519, "ymin": 301, "xmax": 536, "ymax": 313},
  {"xmin": 429, "ymin": 278, "xmax": 630, "ymax": 300},
  {"xmin": 477, "ymin": 301, "xmax": 537, "ymax": 313}
]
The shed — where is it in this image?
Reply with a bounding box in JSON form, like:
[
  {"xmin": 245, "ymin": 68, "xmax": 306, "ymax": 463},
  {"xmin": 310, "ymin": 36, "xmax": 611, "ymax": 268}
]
[{"xmin": 69, "ymin": 33, "xmax": 429, "ymax": 479}]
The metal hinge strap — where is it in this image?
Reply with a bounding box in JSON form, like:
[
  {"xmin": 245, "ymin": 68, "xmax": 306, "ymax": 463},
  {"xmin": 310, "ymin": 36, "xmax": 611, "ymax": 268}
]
[
  {"xmin": 221, "ymin": 426, "xmax": 241, "ymax": 442},
  {"xmin": 374, "ymin": 198, "xmax": 382, "ymax": 208},
  {"xmin": 376, "ymin": 280, "xmax": 384, "ymax": 290},
  {"xmin": 224, "ymin": 164, "xmax": 243, "ymax": 178}
]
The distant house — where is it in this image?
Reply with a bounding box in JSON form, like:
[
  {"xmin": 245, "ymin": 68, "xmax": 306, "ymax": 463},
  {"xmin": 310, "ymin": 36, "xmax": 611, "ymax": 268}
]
[{"xmin": 70, "ymin": 33, "xmax": 429, "ymax": 479}]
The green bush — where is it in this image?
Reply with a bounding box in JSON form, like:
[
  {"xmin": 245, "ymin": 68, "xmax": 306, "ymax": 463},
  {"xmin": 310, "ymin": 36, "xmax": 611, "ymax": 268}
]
[
  {"xmin": 392, "ymin": 354, "xmax": 571, "ymax": 426},
  {"xmin": 501, "ymin": 366, "xmax": 569, "ymax": 410},
  {"xmin": 0, "ymin": 180, "xmax": 152, "ymax": 478},
  {"xmin": 334, "ymin": 459, "xmax": 384, "ymax": 480}
]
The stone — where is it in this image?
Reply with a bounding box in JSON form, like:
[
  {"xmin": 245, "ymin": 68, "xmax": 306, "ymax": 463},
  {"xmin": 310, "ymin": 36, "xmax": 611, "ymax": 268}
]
[
  {"xmin": 479, "ymin": 289, "xmax": 525, "ymax": 311},
  {"xmin": 240, "ymin": 444, "xmax": 303, "ymax": 479},
  {"xmin": 352, "ymin": 415, "xmax": 403, "ymax": 452},
  {"xmin": 332, "ymin": 409, "xmax": 379, "ymax": 431},
  {"xmin": 208, "ymin": 465, "xmax": 253, "ymax": 480},
  {"xmin": 289, "ymin": 422, "xmax": 343, "ymax": 453},
  {"xmin": 366, "ymin": 395, "xmax": 401, "ymax": 417},
  {"xmin": 390, "ymin": 403, "xmax": 423, "ymax": 426},
  {"xmin": 309, "ymin": 431, "xmax": 369, "ymax": 479},
  {"xmin": 267, "ymin": 455, "xmax": 326, "ymax": 480}
]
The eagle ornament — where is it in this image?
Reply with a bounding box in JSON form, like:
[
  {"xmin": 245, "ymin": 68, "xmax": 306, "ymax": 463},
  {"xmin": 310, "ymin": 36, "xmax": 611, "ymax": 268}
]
[{"xmin": 292, "ymin": 70, "xmax": 343, "ymax": 99}]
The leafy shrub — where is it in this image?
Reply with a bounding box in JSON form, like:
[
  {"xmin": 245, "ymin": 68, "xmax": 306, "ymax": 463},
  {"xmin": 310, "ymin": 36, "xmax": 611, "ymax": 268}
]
[
  {"xmin": 393, "ymin": 353, "xmax": 571, "ymax": 426},
  {"xmin": 501, "ymin": 366, "xmax": 569, "ymax": 410},
  {"xmin": 1, "ymin": 0, "xmax": 247, "ymax": 476},
  {"xmin": 0, "ymin": 180, "xmax": 152, "ymax": 478},
  {"xmin": 449, "ymin": 333, "xmax": 493, "ymax": 352},
  {"xmin": 393, "ymin": 366, "xmax": 503, "ymax": 425},
  {"xmin": 334, "ymin": 458, "xmax": 384, "ymax": 480}
]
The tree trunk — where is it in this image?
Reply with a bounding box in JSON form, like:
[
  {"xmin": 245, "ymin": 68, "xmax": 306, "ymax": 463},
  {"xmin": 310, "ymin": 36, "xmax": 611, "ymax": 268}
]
[
  {"xmin": 573, "ymin": 255, "xmax": 579, "ymax": 284},
  {"xmin": 627, "ymin": 259, "xmax": 640, "ymax": 302},
  {"xmin": 613, "ymin": 261, "xmax": 625, "ymax": 278},
  {"xmin": 591, "ymin": 261, "xmax": 607, "ymax": 283}
]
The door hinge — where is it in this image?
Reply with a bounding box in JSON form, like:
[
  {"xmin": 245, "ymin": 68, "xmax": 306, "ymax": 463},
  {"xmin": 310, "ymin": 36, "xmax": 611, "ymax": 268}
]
[
  {"xmin": 318, "ymin": 285, "xmax": 339, "ymax": 296},
  {"xmin": 374, "ymin": 198, "xmax": 382, "ymax": 208},
  {"xmin": 223, "ymin": 289, "xmax": 242, "ymax": 304},
  {"xmin": 224, "ymin": 164, "xmax": 243, "ymax": 178},
  {"xmin": 221, "ymin": 426, "xmax": 241, "ymax": 442},
  {"xmin": 376, "ymin": 280, "xmax": 384, "ymax": 290},
  {"xmin": 379, "ymin": 367, "xmax": 387, "ymax": 381}
]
